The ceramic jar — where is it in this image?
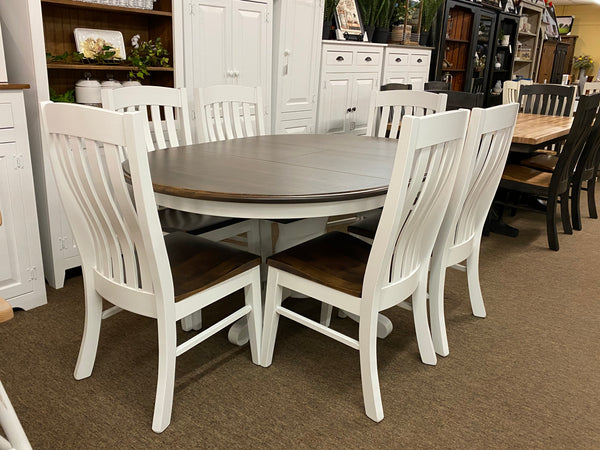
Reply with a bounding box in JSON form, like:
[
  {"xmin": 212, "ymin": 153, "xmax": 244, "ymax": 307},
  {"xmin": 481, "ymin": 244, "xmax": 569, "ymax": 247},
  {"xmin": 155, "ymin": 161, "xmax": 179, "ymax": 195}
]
[{"xmin": 75, "ymin": 72, "xmax": 101, "ymax": 106}]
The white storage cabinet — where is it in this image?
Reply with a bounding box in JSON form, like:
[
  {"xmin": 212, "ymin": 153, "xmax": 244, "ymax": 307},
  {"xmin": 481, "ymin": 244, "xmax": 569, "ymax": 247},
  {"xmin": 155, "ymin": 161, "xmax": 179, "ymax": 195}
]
[
  {"xmin": 317, "ymin": 42, "xmax": 384, "ymax": 135},
  {"xmin": 381, "ymin": 46, "xmax": 432, "ymax": 90},
  {"xmin": 0, "ymin": 87, "xmax": 46, "ymax": 309}
]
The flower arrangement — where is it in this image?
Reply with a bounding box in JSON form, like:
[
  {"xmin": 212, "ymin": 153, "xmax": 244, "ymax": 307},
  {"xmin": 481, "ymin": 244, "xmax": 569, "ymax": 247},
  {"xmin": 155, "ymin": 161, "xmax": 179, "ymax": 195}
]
[{"xmin": 573, "ymin": 55, "xmax": 594, "ymax": 70}]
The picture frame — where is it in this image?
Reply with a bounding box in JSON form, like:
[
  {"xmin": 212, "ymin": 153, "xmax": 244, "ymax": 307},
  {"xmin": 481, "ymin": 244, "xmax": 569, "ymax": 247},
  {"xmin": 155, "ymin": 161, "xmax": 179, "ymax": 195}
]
[
  {"xmin": 73, "ymin": 28, "xmax": 126, "ymax": 60},
  {"xmin": 557, "ymin": 16, "xmax": 574, "ymax": 35},
  {"xmin": 334, "ymin": 0, "xmax": 366, "ymax": 41},
  {"xmin": 502, "ymin": 0, "xmax": 515, "ymax": 14}
]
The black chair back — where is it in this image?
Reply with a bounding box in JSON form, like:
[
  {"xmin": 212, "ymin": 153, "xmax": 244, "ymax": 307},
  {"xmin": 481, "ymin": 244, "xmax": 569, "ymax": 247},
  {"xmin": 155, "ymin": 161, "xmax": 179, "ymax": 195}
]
[
  {"xmin": 518, "ymin": 84, "xmax": 576, "ymax": 117},
  {"xmin": 381, "ymin": 83, "xmax": 412, "ymax": 91},
  {"xmin": 424, "ymin": 81, "xmax": 451, "ymax": 91},
  {"xmin": 429, "ymin": 90, "xmax": 485, "ymax": 110}
]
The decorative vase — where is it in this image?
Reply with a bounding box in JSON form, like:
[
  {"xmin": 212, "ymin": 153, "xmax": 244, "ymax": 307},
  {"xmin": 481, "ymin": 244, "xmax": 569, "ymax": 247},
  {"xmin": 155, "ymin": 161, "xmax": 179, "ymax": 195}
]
[
  {"xmin": 419, "ymin": 31, "xmax": 430, "ymax": 46},
  {"xmin": 322, "ymin": 20, "xmax": 332, "ymax": 40},
  {"xmin": 372, "ymin": 28, "xmax": 390, "ymax": 44},
  {"xmin": 579, "ymin": 67, "xmax": 588, "ymax": 95},
  {"xmin": 365, "ymin": 25, "xmax": 376, "ymax": 42}
]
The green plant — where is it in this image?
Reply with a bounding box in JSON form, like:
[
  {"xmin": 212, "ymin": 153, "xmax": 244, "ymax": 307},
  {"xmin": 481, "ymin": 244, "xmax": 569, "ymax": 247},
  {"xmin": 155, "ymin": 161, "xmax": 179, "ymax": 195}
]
[
  {"xmin": 573, "ymin": 55, "xmax": 594, "ymax": 70},
  {"xmin": 374, "ymin": 0, "xmax": 392, "ymax": 28},
  {"xmin": 49, "ymin": 87, "xmax": 75, "ymax": 103},
  {"xmin": 324, "ymin": 0, "xmax": 337, "ymax": 21},
  {"xmin": 421, "ymin": 0, "xmax": 444, "ymax": 32},
  {"xmin": 127, "ymin": 37, "xmax": 170, "ymax": 80},
  {"xmin": 46, "ymin": 51, "xmax": 84, "ymax": 64},
  {"xmin": 357, "ymin": 0, "xmax": 378, "ymax": 27}
]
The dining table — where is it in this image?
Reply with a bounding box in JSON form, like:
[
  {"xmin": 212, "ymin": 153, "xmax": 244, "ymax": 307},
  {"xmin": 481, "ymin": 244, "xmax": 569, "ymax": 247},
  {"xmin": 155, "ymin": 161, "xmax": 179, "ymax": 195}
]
[
  {"xmin": 510, "ymin": 112, "xmax": 574, "ymax": 154},
  {"xmin": 134, "ymin": 133, "xmax": 400, "ymax": 344}
]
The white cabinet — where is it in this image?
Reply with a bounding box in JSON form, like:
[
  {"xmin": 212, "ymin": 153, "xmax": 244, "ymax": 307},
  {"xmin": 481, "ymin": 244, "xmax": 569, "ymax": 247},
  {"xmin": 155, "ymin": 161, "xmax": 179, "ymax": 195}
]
[
  {"xmin": 382, "ymin": 47, "xmax": 431, "ymax": 90},
  {"xmin": 183, "ymin": 0, "xmax": 272, "ymax": 132},
  {"xmin": 317, "ymin": 42, "xmax": 383, "ymax": 135},
  {"xmin": 0, "ymin": 88, "xmax": 46, "ymax": 309},
  {"xmin": 271, "ymin": 0, "xmax": 323, "ymax": 134}
]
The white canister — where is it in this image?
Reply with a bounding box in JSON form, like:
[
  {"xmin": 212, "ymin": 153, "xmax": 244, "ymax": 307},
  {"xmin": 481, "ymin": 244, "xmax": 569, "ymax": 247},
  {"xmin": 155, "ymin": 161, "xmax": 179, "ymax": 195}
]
[
  {"xmin": 121, "ymin": 80, "xmax": 142, "ymax": 87},
  {"xmin": 101, "ymin": 77, "xmax": 122, "ymax": 91},
  {"xmin": 75, "ymin": 73, "xmax": 101, "ymax": 106}
]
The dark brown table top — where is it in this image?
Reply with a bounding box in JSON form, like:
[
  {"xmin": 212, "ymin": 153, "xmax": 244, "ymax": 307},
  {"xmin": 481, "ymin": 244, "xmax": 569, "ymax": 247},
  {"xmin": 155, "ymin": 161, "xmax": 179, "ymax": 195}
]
[{"xmin": 145, "ymin": 134, "xmax": 398, "ymax": 204}]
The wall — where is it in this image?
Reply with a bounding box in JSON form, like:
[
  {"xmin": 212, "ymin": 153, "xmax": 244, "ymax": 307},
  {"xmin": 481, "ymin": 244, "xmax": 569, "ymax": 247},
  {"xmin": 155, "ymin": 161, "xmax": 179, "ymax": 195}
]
[{"xmin": 555, "ymin": 4, "xmax": 600, "ymax": 79}]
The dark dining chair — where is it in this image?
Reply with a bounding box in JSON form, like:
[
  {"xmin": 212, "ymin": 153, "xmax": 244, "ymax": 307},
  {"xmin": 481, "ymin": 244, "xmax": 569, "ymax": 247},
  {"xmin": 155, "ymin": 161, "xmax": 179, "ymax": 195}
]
[
  {"xmin": 498, "ymin": 93, "xmax": 600, "ymax": 250},
  {"xmin": 518, "ymin": 83, "xmax": 576, "ymax": 117},
  {"xmin": 425, "ymin": 90, "xmax": 485, "ymax": 111},
  {"xmin": 424, "ymin": 81, "xmax": 451, "ymax": 91},
  {"xmin": 381, "ymin": 82, "xmax": 412, "ymax": 91}
]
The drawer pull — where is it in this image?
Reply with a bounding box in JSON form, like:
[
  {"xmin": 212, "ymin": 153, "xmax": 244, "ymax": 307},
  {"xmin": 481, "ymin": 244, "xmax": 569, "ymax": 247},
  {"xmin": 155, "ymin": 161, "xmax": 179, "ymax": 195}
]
[
  {"xmin": 336, "ymin": 56, "xmax": 344, "ymax": 62},
  {"xmin": 395, "ymin": 57, "xmax": 402, "ymax": 63},
  {"xmin": 417, "ymin": 58, "xmax": 423, "ymax": 63},
  {"xmin": 365, "ymin": 56, "xmax": 372, "ymax": 62}
]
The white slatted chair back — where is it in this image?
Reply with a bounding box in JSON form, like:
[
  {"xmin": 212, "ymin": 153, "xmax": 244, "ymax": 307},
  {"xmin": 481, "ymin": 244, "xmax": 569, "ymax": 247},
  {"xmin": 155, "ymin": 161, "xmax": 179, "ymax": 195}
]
[
  {"xmin": 429, "ymin": 103, "xmax": 519, "ymax": 357},
  {"xmin": 195, "ymin": 85, "xmax": 265, "ymax": 143},
  {"xmin": 365, "ymin": 90, "xmax": 448, "ymax": 139},
  {"xmin": 583, "ymin": 81, "xmax": 600, "ymax": 95},
  {"xmin": 502, "ymin": 79, "xmax": 533, "ymax": 105},
  {"xmin": 42, "ymin": 102, "xmax": 171, "ymax": 312},
  {"xmin": 364, "ymin": 109, "xmax": 470, "ymax": 308},
  {"xmin": 102, "ymin": 86, "xmax": 193, "ymax": 151}
]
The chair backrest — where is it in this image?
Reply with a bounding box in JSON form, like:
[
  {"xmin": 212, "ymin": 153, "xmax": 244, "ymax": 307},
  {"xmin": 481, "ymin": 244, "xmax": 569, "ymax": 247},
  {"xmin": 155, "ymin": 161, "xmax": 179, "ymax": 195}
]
[
  {"xmin": 101, "ymin": 86, "xmax": 193, "ymax": 152},
  {"xmin": 365, "ymin": 90, "xmax": 447, "ymax": 138},
  {"xmin": 195, "ymin": 85, "xmax": 265, "ymax": 143},
  {"xmin": 41, "ymin": 102, "xmax": 173, "ymax": 314},
  {"xmin": 381, "ymin": 83, "xmax": 412, "ymax": 91},
  {"xmin": 551, "ymin": 93, "xmax": 600, "ymax": 196},
  {"xmin": 574, "ymin": 103, "xmax": 600, "ymax": 184},
  {"xmin": 429, "ymin": 90, "xmax": 485, "ymax": 110},
  {"xmin": 424, "ymin": 81, "xmax": 451, "ymax": 91},
  {"xmin": 518, "ymin": 83, "xmax": 576, "ymax": 117},
  {"xmin": 363, "ymin": 110, "xmax": 470, "ymax": 302},
  {"xmin": 436, "ymin": 103, "xmax": 519, "ymax": 254},
  {"xmin": 502, "ymin": 79, "xmax": 533, "ymax": 105},
  {"xmin": 582, "ymin": 81, "xmax": 600, "ymax": 96}
]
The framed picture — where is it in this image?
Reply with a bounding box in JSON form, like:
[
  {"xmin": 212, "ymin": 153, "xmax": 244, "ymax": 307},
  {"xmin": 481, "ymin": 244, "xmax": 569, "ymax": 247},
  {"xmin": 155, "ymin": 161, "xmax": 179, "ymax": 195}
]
[
  {"xmin": 334, "ymin": 0, "xmax": 366, "ymax": 41},
  {"xmin": 557, "ymin": 16, "xmax": 574, "ymax": 35},
  {"xmin": 74, "ymin": 28, "xmax": 126, "ymax": 60},
  {"xmin": 502, "ymin": 0, "xmax": 515, "ymax": 13}
]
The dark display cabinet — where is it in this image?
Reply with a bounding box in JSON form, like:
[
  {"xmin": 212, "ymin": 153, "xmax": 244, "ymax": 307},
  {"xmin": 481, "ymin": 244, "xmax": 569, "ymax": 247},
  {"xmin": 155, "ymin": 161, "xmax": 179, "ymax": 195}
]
[{"xmin": 487, "ymin": 12, "xmax": 520, "ymax": 105}]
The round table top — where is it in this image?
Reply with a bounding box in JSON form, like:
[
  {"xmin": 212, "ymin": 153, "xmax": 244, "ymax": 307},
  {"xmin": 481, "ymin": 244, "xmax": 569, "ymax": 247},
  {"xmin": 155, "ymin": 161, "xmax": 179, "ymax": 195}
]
[{"xmin": 145, "ymin": 134, "xmax": 398, "ymax": 204}]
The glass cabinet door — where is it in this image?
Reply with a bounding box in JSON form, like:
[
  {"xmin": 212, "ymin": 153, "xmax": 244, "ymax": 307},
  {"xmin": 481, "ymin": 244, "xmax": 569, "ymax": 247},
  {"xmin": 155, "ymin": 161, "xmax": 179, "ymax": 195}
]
[{"xmin": 471, "ymin": 11, "xmax": 496, "ymax": 94}]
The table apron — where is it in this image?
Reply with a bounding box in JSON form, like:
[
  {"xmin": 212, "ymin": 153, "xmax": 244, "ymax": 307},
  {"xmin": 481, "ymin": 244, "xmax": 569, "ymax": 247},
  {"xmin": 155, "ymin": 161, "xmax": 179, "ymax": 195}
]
[{"xmin": 154, "ymin": 193, "xmax": 387, "ymax": 219}]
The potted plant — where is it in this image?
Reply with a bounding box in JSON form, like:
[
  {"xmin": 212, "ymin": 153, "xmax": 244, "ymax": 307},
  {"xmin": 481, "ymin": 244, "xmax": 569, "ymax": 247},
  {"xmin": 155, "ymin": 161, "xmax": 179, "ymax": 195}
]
[
  {"xmin": 323, "ymin": 0, "xmax": 337, "ymax": 39},
  {"xmin": 357, "ymin": 0, "xmax": 378, "ymax": 41},
  {"xmin": 420, "ymin": 0, "xmax": 444, "ymax": 46},
  {"xmin": 373, "ymin": 0, "xmax": 392, "ymax": 43},
  {"xmin": 127, "ymin": 35, "xmax": 170, "ymax": 80}
]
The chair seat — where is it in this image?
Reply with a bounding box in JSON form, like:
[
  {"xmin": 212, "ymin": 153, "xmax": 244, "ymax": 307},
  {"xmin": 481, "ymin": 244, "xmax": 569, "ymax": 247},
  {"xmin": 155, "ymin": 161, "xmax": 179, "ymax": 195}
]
[
  {"xmin": 0, "ymin": 297, "xmax": 13, "ymax": 323},
  {"xmin": 159, "ymin": 208, "xmax": 245, "ymax": 234},
  {"xmin": 267, "ymin": 231, "xmax": 370, "ymax": 297},
  {"xmin": 347, "ymin": 214, "xmax": 380, "ymax": 240},
  {"xmin": 501, "ymin": 164, "xmax": 552, "ymax": 188},
  {"xmin": 520, "ymin": 153, "xmax": 558, "ymax": 172},
  {"xmin": 166, "ymin": 232, "xmax": 260, "ymax": 301}
]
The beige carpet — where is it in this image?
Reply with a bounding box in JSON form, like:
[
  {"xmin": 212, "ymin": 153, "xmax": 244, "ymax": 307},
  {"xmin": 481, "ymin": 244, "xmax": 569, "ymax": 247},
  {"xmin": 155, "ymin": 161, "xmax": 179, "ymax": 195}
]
[{"xmin": 0, "ymin": 208, "xmax": 598, "ymax": 449}]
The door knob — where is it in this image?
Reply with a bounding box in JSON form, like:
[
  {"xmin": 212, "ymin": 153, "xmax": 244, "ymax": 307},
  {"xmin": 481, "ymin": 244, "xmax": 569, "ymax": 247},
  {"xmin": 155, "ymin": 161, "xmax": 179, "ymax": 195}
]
[
  {"xmin": 351, "ymin": 107, "xmax": 356, "ymax": 112},
  {"xmin": 347, "ymin": 107, "xmax": 352, "ymax": 113}
]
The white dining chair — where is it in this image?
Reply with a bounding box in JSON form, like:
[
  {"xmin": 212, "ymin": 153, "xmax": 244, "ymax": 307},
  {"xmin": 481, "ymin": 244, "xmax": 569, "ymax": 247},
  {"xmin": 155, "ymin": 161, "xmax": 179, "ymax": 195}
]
[
  {"xmin": 0, "ymin": 297, "xmax": 32, "ymax": 450},
  {"xmin": 429, "ymin": 103, "xmax": 519, "ymax": 357},
  {"xmin": 103, "ymin": 86, "xmax": 261, "ymax": 332},
  {"xmin": 366, "ymin": 89, "xmax": 448, "ymax": 139},
  {"xmin": 40, "ymin": 101, "xmax": 262, "ymax": 433},
  {"xmin": 261, "ymin": 109, "xmax": 471, "ymax": 422},
  {"xmin": 502, "ymin": 79, "xmax": 533, "ymax": 105},
  {"xmin": 582, "ymin": 81, "xmax": 600, "ymax": 95}
]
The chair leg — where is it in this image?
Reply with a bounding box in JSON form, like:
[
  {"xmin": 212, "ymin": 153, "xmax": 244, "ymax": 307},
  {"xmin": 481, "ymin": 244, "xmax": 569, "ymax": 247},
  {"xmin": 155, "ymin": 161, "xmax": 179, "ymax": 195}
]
[
  {"xmin": 246, "ymin": 220, "xmax": 262, "ymax": 256},
  {"xmin": 358, "ymin": 301, "xmax": 384, "ymax": 422},
  {"xmin": 0, "ymin": 381, "xmax": 31, "ymax": 449},
  {"xmin": 244, "ymin": 267, "xmax": 263, "ymax": 366},
  {"xmin": 588, "ymin": 178, "xmax": 598, "ymax": 219},
  {"xmin": 412, "ymin": 269, "xmax": 437, "ymax": 366},
  {"xmin": 466, "ymin": 237, "xmax": 486, "ymax": 318},
  {"xmin": 571, "ymin": 176, "xmax": 584, "ymax": 231},
  {"xmin": 181, "ymin": 311, "xmax": 202, "ymax": 331},
  {"xmin": 428, "ymin": 253, "xmax": 449, "ymax": 357},
  {"xmin": 319, "ymin": 303, "xmax": 333, "ymax": 327},
  {"xmin": 546, "ymin": 196, "xmax": 560, "ymax": 251},
  {"xmin": 74, "ymin": 274, "xmax": 103, "ymax": 380},
  {"xmin": 152, "ymin": 315, "xmax": 177, "ymax": 433},
  {"xmin": 560, "ymin": 193, "xmax": 572, "ymax": 234},
  {"xmin": 260, "ymin": 268, "xmax": 284, "ymax": 367}
]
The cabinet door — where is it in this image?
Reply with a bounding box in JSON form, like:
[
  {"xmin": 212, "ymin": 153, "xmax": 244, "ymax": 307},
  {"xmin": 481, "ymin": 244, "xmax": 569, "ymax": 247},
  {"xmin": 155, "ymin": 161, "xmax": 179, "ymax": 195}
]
[
  {"xmin": 350, "ymin": 73, "xmax": 379, "ymax": 135},
  {"xmin": 189, "ymin": 0, "xmax": 232, "ymax": 88},
  {"xmin": 406, "ymin": 71, "xmax": 428, "ymax": 90},
  {"xmin": 318, "ymin": 74, "xmax": 352, "ymax": 134},
  {"xmin": 276, "ymin": 0, "xmax": 322, "ymax": 116},
  {"xmin": 0, "ymin": 142, "xmax": 33, "ymax": 299}
]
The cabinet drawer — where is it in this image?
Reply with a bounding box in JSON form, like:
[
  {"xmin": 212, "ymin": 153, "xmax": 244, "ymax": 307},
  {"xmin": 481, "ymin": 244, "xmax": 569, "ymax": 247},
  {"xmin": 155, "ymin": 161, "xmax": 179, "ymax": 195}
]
[
  {"xmin": 0, "ymin": 128, "xmax": 16, "ymax": 143},
  {"xmin": 0, "ymin": 103, "xmax": 14, "ymax": 129},
  {"xmin": 409, "ymin": 53, "xmax": 430, "ymax": 68},
  {"xmin": 326, "ymin": 50, "xmax": 353, "ymax": 66},
  {"xmin": 386, "ymin": 52, "xmax": 409, "ymax": 67},
  {"xmin": 356, "ymin": 52, "xmax": 380, "ymax": 66}
]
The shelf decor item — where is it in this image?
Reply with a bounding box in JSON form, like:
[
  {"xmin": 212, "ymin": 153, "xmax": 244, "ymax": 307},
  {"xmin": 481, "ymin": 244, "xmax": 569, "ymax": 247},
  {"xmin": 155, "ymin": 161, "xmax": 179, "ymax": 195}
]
[
  {"xmin": 557, "ymin": 16, "xmax": 574, "ymax": 35},
  {"xmin": 334, "ymin": 0, "xmax": 367, "ymax": 41},
  {"xmin": 127, "ymin": 35, "xmax": 170, "ymax": 80},
  {"xmin": 392, "ymin": 0, "xmax": 423, "ymax": 45},
  {"xmin": 74, "ymin": 28, "xmax": 126, "ymax": 61}
]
